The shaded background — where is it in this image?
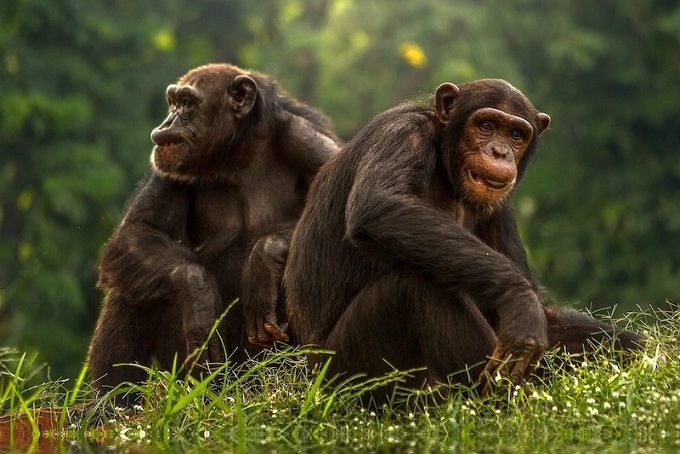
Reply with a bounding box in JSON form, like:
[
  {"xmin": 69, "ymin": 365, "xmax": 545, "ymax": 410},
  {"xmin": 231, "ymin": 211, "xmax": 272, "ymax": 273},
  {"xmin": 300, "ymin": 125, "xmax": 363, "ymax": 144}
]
[{"xmin": 1, "ymin": 0, "xmax": 678, "ymax": 380}]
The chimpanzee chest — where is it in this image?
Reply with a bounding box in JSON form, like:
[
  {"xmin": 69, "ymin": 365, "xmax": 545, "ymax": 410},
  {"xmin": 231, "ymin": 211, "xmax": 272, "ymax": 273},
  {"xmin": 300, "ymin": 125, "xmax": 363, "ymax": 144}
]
[{"xmin": 186, "ymin": 182, "xmax": 303, "ymax": 262}]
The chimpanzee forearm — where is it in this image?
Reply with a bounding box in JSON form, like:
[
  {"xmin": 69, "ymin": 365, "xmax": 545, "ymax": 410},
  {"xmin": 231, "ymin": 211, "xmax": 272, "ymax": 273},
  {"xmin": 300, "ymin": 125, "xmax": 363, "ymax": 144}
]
[
  {"xmin": 346, "ymin": 193, "xmax": 539, "ymax": 311},
  {"xmin": 98, "ymin": 173, "xmax": 197, "ymax": 304},
  {"xmin": 242, "ymin": 229, "xmax": 292, "ymax": 346},
  {"xmin": 283, "ymin": 113, "xmax": 341, "ymax": 177}
]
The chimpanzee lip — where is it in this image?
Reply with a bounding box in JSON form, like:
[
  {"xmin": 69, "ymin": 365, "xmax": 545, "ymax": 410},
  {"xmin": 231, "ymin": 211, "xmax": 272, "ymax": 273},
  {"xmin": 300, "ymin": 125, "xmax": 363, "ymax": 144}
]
[
  {"xmin": 468, "ymin": 170, "xmax": 512, "ymax": 190},
  {"xmin": 155, "ymin": 141, "xmax": 183, "ymax": 147}
]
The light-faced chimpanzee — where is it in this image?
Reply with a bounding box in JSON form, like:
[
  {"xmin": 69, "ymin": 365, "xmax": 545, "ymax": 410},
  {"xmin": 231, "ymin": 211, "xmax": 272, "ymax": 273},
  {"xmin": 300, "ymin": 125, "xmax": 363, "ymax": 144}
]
[
  {"xmin": 284, "ymin": 79, "xmax": 642, "ymax": 401},
  {"xmin": 87, "ymin": 63, "xmax": 341, "ymax": 393}
]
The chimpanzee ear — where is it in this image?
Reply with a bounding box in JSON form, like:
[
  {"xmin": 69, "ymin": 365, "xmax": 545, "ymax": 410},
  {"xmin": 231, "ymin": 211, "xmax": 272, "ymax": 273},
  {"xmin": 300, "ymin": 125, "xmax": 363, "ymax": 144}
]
[
  {"xmin": 434, "ymin": 83, "xmax": 460, "ymax": 125},
  {"xmin": 535, "ymin": 113, "xmax": 551, "ymax": 135},
  {"xmin": 230, "ymin": 75, "xmax": 258, "ymax": 119}
]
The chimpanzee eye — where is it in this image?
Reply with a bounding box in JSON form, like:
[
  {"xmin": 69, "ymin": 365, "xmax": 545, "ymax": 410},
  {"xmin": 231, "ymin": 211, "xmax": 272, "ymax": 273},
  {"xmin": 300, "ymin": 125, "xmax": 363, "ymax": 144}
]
[
  {"xmin": 511, "ymin": 129, "xmax": 523, "ymax": 140},
  {"xmin": 479, "ymin": 121, "xmax": 493, "ymax": 132}
]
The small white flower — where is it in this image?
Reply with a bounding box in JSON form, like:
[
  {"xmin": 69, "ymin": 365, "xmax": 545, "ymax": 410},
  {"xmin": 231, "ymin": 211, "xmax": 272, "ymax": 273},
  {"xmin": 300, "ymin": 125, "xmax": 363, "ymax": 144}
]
[
  {"xmin": 203, "ymin": 430, "xmax": 210, "ymax": 438},
  {"xmin": 119, "ymin": 427, "xmax": 131, "ymax": 441}
]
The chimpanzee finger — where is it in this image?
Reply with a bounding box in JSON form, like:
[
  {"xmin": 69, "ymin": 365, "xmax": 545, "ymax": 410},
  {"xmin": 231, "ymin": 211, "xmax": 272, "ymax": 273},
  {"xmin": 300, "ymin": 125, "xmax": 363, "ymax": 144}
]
[
  {"xmin": 481, "ymin": 349, "xmax": 511, "ymax": 394},
  {"xmin": 525, "ymin": 349, "xmax": 544, "ymax": 377},
  {"xmin": 184, "ymin": 340, "xmax": 210, "ymax": 372},
  {"xmin": 264, "ymin": 322, "xmax": 289, "ymax": 343},
  {"xmin": 506, "ymin": 354, "xmax": 533, "ymax": 385},
  {"xmin": 246, "ymin": 326, "xmax": 264, "ymax": 346},
  {"xmin": 264, "ymin": 309, "xmax": 290, "ymax": 343},
  {"xmin": 207, "ymin": 334, "xmax": 225, "ymax": 364},
  {"xmin": 248, "ymin": 316, "xmax": 274, "ymax": 348}
]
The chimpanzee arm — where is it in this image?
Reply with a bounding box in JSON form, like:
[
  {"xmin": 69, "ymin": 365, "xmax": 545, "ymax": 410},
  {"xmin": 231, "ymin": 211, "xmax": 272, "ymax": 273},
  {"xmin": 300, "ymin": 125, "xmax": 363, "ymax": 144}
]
[
  {"xmin": 241, "ymin": 229, "xmax": 292, "ymax": 347},
  {"xmin": 238, "ymin": 113, "xmax": 340, "ymax": 348},
  {"xmin": 281, "ymin": 113, "xmax": 341, "ymax": 178},
  {"xmin": 344, "ymin": 127, "xmax": 547, "ymax": 358},
  {"xmin": 99, "ymin": 172, "xmax": 192, "ymax": 299},
  {"xmin": 98, "ymin": 172, "xmax": 224, "ymax": 364}
]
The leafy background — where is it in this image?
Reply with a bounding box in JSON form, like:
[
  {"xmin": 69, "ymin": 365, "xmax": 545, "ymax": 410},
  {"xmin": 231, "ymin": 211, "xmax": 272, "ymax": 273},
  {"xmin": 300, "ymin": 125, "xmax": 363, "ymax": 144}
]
[{"xmin": 1, "ymin": 0, "xmax": 678, "ymax": 379}]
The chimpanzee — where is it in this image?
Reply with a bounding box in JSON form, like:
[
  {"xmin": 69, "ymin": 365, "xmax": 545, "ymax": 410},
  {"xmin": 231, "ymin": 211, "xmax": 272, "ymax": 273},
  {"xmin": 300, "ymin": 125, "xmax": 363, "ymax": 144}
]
[
  {"xmin": 87, "ymin": 63, "xmax": 341, "ymax": 393},
  {"xmin": 284, "ymin": 79, "xmax": 642, "ymax": 400}
]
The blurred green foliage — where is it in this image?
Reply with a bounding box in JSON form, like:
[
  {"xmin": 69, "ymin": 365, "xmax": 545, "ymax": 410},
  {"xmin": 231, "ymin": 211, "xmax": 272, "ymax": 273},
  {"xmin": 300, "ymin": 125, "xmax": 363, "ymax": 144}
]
[{"xmin": 0, "ymin": 0, "xmax": 678, "ymax": 379}]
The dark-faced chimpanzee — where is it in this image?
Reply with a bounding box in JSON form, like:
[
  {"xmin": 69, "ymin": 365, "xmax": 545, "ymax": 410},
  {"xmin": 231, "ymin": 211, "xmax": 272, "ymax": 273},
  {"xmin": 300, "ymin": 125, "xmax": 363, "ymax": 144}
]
[
  {"xmin": 87, "ymin": 63, "xmax": 341, "ymax": 393},
  {"xmin": 284, "ymin": 79, "xmax": 642, "ymax": 401}
]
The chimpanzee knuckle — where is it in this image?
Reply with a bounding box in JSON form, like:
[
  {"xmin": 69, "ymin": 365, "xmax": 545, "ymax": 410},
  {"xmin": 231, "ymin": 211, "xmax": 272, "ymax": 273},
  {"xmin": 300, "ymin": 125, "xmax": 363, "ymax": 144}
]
[
  {"xmin": 185, "ymin": 319, "xmax": 213, "ymax": 346},
  {"xmin": 171, "ymin": 263, "xmax": 211, "ymax": 288},
  {"xmin": 509, "ymin": 368, "xmax": 524, "ymax": 386},
  {"xmin": 260, "ymin": 235, "xmax": 289, "ymax": 260},
  {"xmin": 209, "ymin": 343, "xmax": 225, "ymax": 363},
  {"xmin": 509, "ymin": 335, "xmax": 543, "ymax": 357}
]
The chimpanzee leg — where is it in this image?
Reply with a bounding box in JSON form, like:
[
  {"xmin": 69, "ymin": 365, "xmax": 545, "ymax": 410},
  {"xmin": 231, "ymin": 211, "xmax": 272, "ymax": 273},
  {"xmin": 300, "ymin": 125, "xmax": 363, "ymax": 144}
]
[
  {"xmin": 544, "ymin": 306, "xmax": 644, "ymax": 354},
  {"xmin": 320, "ymin": 272, "xmax": 497, "ymax": 390},
  {"xmin": 88, "ymin": 295, "xmax": 185, "ymax": 394}
]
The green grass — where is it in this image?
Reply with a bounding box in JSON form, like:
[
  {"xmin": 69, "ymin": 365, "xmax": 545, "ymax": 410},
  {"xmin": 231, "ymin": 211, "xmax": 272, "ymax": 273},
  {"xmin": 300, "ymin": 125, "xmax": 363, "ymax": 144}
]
[{"xmin": 1, "ymin": 306, "xmax": 679, "ymax": 452}]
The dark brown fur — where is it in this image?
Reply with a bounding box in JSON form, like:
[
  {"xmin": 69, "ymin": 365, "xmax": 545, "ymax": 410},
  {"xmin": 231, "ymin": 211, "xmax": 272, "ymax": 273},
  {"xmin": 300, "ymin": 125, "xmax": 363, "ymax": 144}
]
[
  {"xmin": 284, "ymin": 79, "xmax": 641, "ymax": 404},
  {"xmin": 88, "ymin": 64, "xmax": 340, "ymax": 397}
]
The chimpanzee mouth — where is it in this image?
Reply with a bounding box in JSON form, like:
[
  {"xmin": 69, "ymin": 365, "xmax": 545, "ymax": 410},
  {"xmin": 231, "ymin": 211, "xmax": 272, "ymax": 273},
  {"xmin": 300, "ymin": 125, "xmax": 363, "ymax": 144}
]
[
  {"xmin": 156, "ymin": 140, "xmax": 184, "ymax": 148},
  {"xmin": 153, "ymin": 141, "xmax": 187, "ymax": 154},
  {"xmin": 468, "ymin": 170, "xmax": 513, "ymax": 190}
]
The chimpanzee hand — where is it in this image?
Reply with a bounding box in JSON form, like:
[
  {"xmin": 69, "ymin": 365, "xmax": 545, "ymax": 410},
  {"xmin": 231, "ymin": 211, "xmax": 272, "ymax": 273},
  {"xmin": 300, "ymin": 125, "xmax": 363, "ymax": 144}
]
[
  {"xmin": 481, "ymin": 336, "xmax": 545, "ymax": 394},
  {"xmin": 170, "ymin": 264, "xmax": 225, "ymax": 369},
  {"xmin": 244, "ymin": 303, "xmax": 289, "ymax": 348},
  {"xmin": 481, "ymin": 297, "xmax": 548, "ymax": 394},
  {"xmin": 241, "ymin": 231, "xmax": 292, "ymax": 348}
]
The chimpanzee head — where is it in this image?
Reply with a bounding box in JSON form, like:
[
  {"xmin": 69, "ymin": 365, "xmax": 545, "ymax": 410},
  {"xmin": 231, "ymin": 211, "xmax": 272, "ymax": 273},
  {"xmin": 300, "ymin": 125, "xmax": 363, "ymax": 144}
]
[
  {"xmin": 434, "ymin": 79, "xmax": 550, "ymax": 212},
  {"xmin": 150, "ymin": 64, "xmax": 265, "ymax": 181}
]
